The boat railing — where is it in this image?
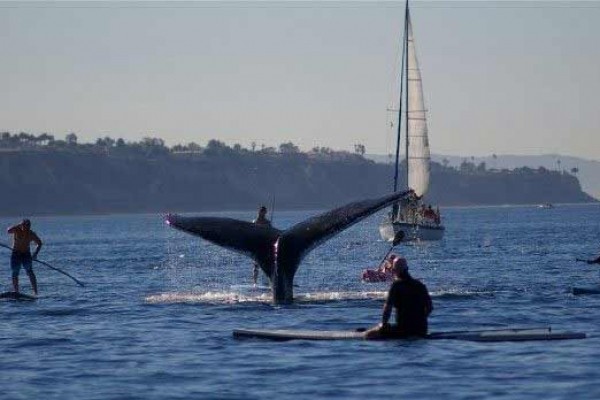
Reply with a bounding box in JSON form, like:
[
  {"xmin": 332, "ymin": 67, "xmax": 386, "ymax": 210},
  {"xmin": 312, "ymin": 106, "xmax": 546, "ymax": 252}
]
[{"xmin": 393, "ymin": 211, "xmax": 441, "ymax": 227}]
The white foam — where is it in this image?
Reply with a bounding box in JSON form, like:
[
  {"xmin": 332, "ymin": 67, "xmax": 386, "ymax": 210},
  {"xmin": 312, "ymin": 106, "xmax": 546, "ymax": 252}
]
[
  {"xmin": 144, "ymin": 290, "xmax": 387, "ymax": 305},
  {"xmin": 294, "ymin": 291, "xmax": 386, "ymax": 302},
  {"xmin": 144, "ymin": 291, "xmax": 272, "ymax": 304},
  {"xmin": 431, "ymin": 288, "xmax": 495, "ymax": 298}
]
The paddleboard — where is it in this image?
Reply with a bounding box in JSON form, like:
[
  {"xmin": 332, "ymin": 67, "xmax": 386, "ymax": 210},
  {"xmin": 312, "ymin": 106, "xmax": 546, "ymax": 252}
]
[
  {"xmin": 0, "ymin": 291, "xmax": 37, "ymax": 301},
  {"xmin": 572, "ymin": 287, "xmax": 600, "ymax": 295},
  {"xmin": 233, "ymin": 327, "xmax": 586, "ymax": 342}
]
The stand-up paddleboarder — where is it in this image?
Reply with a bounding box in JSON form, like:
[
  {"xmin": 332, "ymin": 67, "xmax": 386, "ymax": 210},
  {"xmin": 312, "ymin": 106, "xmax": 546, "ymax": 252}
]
[
  {"xmin": 252, "ymin": 206, "xmax": 271, "ymax": 285},
  {"xmin": 7, "ymin": 219, "xmax": 42, "ymax": 295}
]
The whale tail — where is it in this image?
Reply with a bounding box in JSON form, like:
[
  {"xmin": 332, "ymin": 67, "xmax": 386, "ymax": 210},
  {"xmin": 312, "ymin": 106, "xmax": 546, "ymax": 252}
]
[
  {"xmin": 166, "ymin": 190, "xmax": 413, "ymax": 303},
  {"xmin": 275, "ymin": 190, "xmax": 413, "ymax": 279},
  {"xmin": 166, "ymin": 215, "xmax": 282, "ymax": 277}
]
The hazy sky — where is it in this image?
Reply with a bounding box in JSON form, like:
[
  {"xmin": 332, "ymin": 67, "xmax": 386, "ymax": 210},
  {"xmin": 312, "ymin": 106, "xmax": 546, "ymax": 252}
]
[{"xmin": 2, "ymin": 0, "xmax": 599, "ymax": 159}]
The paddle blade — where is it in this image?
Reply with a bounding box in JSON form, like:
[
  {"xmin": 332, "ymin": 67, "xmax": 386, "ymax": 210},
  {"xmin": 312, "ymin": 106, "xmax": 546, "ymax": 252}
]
[{"xmin": 392, "ymin": 231, "xmax": 405, "ymax": 246}]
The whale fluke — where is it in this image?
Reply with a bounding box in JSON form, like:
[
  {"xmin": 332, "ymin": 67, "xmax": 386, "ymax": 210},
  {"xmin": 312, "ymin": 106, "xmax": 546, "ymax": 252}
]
[
  {"xmin": 276, "ymin": 191, "xmax": 413, "ymax": 279},
  {"xmin": 166, "ymin": 216, "xmax": 282, "ymax": 276},
  {"xmin": 166, "ymin": 190, "xmax": 412, "ymax": 303}
]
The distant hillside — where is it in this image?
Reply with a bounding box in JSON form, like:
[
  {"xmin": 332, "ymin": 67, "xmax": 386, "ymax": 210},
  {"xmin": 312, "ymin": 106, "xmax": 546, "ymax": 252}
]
[
  {"xmin": 0, "ymin": 148, "xmax": 594, "ymax": 217},
  {"xmin": 366, "ymin": 153, "xmax": 600, "ymax": 200}
]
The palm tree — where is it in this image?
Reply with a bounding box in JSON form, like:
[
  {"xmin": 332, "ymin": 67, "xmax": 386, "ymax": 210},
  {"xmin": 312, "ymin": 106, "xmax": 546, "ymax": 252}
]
[
  {"xmin": 0, "ymin": 132, "xmax": 10, "ymax": 148},
  {"xmin": 38, "ymin": 133, "xmax": 55, "ymax": 145},
  {"xmin": 66, "ymin": 133, "xmax": 78, "ymax": 146}
]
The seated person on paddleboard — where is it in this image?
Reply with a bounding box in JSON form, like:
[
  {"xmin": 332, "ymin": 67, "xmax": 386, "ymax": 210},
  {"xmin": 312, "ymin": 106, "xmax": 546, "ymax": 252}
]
[
  {"xmin": 7, "ymin": 219, "xmax": 42, "ymax": 295},
  {"xmin": 252, "ymin": 206, "xmax": 271, "ymax": 285},
  {"xmin": 365, "ymin": 257, "xmax": 433, "ymax": 339}
]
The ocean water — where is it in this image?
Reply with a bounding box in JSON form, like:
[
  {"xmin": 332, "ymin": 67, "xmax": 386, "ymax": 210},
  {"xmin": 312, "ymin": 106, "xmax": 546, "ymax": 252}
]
[{"xmin": 1, "ymin": 204, "xmax": 600, "ymax": 400}]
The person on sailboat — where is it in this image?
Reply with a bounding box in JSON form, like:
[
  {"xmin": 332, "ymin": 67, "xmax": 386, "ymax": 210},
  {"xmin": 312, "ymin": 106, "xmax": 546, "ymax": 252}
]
[
  {"xmin": 6, "ymin": 219, "xmax": 42, "ymax": 295},
  {"xmin": 365, "ymin": 257, "xmax": 433, "ymax": 339},
  {"xmin": 424, "ymin": 205, "xmax": 436, "ymax": 221},
  {"xmin": 252, "ymin": 206, "xmax": 271, "ymax": 285}
]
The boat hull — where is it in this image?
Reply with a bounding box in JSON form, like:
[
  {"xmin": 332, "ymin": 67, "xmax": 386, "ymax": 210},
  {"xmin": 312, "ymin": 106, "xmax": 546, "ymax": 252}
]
[{"xmin": 379, "ymin": 221, "xmax": 444, "ymax": 242}]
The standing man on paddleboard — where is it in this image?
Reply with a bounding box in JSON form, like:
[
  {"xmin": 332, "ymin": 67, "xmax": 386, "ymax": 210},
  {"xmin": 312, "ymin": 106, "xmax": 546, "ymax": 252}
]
[
  {"xmin": 252, "ymin": 206, "xmax": 271, "ymax": 285},
  {"xmin": 365, "ymin": 257, "xmax": 433, "ymax": 339},
  {"xmin": 7, "ymin": 219, "xmax": 42, "ymax": 295}
]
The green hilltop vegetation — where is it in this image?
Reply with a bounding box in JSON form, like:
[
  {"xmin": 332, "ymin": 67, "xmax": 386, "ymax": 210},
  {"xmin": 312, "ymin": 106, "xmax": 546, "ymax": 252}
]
[{"xmin": 0, "ymin": 132, "xmax": 595, "ymax": 216}]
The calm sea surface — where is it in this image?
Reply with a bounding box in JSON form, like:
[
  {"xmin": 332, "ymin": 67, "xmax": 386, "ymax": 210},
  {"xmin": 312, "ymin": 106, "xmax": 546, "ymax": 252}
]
[{"xmin": 1, "ymin": 204, "xmax": 600, "ymax": 400}]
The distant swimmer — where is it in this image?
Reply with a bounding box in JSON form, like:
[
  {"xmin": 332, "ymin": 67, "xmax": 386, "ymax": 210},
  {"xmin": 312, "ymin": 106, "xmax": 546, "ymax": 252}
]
[
  {"xmin": 7, "ymin": 219, "xmax": 42, "ymax": 295},
  {"xmin": 365, "ymin": 257, "xmax": 433, "ymax": 339},
  {"xmin": 252, "ymin": 206, "xmax": 271, "ymax": 285}
]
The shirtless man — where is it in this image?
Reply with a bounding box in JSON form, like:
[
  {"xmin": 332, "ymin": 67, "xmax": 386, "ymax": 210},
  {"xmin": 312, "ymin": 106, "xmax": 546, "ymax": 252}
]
[
  {"xmin": 252, "ymin": 206, "xmax": 271, "ymax": 284},
  {"xmin": 253, "ymin": 206, "xmax": 271, "ymax": 226},
  {"xmin": 7, "ymin": 219, "xmax": 42, "ymax": 295}
]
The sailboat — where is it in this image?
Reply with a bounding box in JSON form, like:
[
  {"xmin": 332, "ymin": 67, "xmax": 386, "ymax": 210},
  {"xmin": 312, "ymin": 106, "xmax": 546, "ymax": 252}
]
[{"xmin": 379, "ymin": 0, "xmax": 445, "ymax": 242}]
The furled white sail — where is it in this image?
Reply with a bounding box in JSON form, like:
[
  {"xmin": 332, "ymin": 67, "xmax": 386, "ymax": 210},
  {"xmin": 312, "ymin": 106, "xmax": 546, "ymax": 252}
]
[{"xmin": 406, "ymin": 12, "xmax": 430, "ymax": 197}]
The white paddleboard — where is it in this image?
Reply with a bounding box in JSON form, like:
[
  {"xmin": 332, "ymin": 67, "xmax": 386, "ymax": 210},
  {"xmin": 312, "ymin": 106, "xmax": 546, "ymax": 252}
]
[{"xmin": 233, "ymin": 327, "xmax": 586, "ymax": 342}]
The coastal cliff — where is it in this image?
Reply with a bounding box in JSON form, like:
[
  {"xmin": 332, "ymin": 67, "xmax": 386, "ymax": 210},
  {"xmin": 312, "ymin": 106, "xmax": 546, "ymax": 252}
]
[{"xmin": 0, "ymin": 144, "xmax": 594, "ymax": 216}]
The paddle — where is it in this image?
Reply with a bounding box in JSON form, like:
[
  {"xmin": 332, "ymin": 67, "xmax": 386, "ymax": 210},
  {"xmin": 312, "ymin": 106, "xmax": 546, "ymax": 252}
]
[
  {"xmin": 0, "ymin": 243, "xmax": 85, "ymax": 287},
  {"xmin": 376, "ymin": 231, "xmax": 406, "ymax": 268}
]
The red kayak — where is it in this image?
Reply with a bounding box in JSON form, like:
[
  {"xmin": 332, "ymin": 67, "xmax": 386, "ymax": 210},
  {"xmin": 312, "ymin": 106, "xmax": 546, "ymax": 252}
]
[{"xmin": 361, "ymin": 269, "xmax": 393, "ymax": 283}]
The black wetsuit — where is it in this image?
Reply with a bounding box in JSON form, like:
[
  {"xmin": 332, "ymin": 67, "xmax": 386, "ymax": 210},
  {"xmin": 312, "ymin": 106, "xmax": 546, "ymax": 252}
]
[{"xmin": 385, "ymin": 277, "xmax": 432, "ymax": 337}]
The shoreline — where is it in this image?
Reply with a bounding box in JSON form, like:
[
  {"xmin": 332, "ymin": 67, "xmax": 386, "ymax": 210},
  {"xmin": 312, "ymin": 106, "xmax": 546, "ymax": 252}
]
[{"xmin": 1, "ymin": 201, "xmax": 597, "ymax": 220}]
